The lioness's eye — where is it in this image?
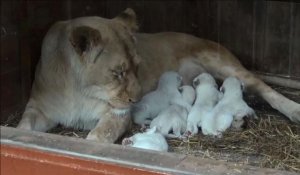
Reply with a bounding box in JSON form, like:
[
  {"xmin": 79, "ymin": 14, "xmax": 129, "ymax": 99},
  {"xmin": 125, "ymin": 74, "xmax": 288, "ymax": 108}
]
[
  {"xmin": 111, "ymin": 63, "xmax": 128, "ymax": 80},
  {"xmin": 93, "ymin": 48, "xmax": 105, "ymax": 63}
]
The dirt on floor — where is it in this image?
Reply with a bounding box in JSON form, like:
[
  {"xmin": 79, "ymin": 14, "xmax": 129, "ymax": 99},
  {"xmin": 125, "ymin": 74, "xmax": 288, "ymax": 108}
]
[{"xmin": 2, "ymin": 85, "xmax": 300, "ymax": 173}]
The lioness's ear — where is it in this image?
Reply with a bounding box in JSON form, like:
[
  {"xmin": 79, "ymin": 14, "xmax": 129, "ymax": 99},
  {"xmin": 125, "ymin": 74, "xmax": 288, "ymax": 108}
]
[
  {"xmin": 69, "ymin": 26, "xmax": 102, "ymax": 57},
  {"xmin": 114, "ymin": 8, "xmax": 138, "ymax": 32}
]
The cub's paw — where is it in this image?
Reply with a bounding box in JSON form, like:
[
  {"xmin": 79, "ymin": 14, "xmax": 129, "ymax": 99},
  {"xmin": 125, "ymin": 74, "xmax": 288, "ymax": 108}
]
[
  {"xmin": 122, "ymin": 138, "xmax": 133, "ymax": 146},
  {"xmin": 231, "ymin": 119, "xmax": 245, "ymax": 131},
  {"xmin": 183, "ymin": 130, "xmax": 193, "ymax": 138}
]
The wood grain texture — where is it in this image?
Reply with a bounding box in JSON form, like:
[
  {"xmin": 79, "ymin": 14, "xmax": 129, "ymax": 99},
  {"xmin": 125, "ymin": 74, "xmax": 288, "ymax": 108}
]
[
  {"xmin": 260, "ymin": 1, "xmax": 292, "ymax": 75},
  {"xmin": 1, "ymin": 0, "xmax": 300, "ymax": 120},
  {"xmin": 291, "ymin": 3, "xmax": 300, "ymax": 78}
]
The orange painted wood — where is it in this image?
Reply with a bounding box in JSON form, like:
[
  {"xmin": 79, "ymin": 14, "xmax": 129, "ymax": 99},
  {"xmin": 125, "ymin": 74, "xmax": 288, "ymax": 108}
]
[{"xmin": 1, "ymin": 144, "xmax": 168, "ymax": 175}]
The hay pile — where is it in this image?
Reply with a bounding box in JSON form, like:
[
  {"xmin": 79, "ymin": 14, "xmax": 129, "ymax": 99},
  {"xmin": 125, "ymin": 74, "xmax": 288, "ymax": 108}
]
[
  {"xmin": 168, "ymin": 115, "xmax": 300, "ymax": 172},
  {"xmin": 1, "ymin": 85, "xmax": 299, "ymax": 173}
]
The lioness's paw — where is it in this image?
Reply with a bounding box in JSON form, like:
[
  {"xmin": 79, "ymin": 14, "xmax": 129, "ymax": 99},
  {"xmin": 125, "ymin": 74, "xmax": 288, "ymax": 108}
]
[
  {"xmin": 86, "ymin": 131, "xmax": 112, "ymax": 143},
  {"xmin": 285, "ymin": 104, "xmax": 300, "ymax": 123},
  {"xmin": 86, "ymin": 132, "xmax": 97, "ymax": 141},
  {"xmin": 290, "ymin": 110, "xmax": 300, "ymax": 123}
]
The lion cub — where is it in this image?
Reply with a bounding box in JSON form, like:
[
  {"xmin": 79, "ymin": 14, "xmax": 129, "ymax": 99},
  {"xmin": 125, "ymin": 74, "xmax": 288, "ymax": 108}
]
[
  {"xmin": 150, "ymin": 85, "xmax": 195, "ymax": 138},
  {"xmin": 185, "ymin": 73, "xmax": 222, "ymax": 136},
  {"xmin": 200, "ymin": 77, "xmax": 257, "ymax": 137},
  {"xmin": 122, "ymin": 126, "xmax": 168, "ymax": 152},
  {"xmin": 132, "ymin": 71, "xmax": 186, "ymax": 126}
]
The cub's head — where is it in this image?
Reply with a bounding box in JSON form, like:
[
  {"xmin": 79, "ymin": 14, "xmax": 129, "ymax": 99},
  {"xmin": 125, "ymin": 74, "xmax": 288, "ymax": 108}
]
[
  {"xmin": 68, "ymin": 8, "xmax": 141, "ymax": 111},
  {"xmin": 219, "ymin": 77, "xmax": 244, "ymax": 94},
  {"xmin": 178, "ymin": 85, "xmax": 196, "ymax": 105},
  {"xmin": 192, "ymin": 73, "xmax": 217, "ymax": 88},
  {"xmin": 158, "ymin": 71, "xmax": 182, "ymax": 89}
]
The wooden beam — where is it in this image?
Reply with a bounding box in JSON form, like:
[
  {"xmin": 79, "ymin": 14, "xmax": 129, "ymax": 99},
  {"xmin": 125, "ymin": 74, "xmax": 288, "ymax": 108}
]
[
  {"xmin": 1, "ymin": 126, "xmax": 297, "ymax": 175},
  {"xmin": 254, "ymin": 72, "xmax": 300, "ymax": 89}
]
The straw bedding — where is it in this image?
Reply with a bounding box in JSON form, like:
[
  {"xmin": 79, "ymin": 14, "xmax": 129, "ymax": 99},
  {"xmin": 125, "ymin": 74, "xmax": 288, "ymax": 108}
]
[{"xmin": 2, "ymin": 85, "xmax": 299, "ymax": 173}]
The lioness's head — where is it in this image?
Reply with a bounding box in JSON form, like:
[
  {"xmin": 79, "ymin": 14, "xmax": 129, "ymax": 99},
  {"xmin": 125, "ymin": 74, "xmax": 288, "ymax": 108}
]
[{"xmin": 68, "ymin": 8, "xmax": 141, "ymax": 110}]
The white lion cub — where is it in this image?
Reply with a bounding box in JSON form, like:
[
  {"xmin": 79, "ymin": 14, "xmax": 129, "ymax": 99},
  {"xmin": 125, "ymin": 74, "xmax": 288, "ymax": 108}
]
[
  {"xmin": 122, "ymin": 126, "xmax": 168, "ymax": 152},
  {"xmin": 150, "ymin": 85, "xmax": 195, "ymax": 138},
  {"xmin": 201, "ymin": 77, "xmax": 257, "ymax": 137},
  {"xmin": 185, "ymin": 73, "xmax": 222, "ymax": 136},
  {"xmin": 132, "ymin": 71, "xmax": 189, "ymax": 127}
]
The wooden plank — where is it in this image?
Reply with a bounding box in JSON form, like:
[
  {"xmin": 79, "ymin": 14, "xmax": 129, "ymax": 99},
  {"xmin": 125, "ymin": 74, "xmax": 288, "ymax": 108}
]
[
  {"xmin": 1, "ymin": 145, "xmax": 165, "ymax": 175},
  {"xmin": 253, "ymin": 71, "xmax": 300, "ymax": 89},
  {"xmin": 256, "ymin": 1, "xmax": 292, "ymax": 75},
  {"xmin": 69, "ymin": 0, "xmax": 107, "ymax": 18},
  {"xmin": 183, "ymin": 0, "xmax": 210, "ymax": 37},
  {"xmin": 216, "ymin": 0, "xmax": 238, "ymax": 50},
  {"xmin": 131, "ymin": 1, "xmax": 180, "ymax": 33},
  {"xmin": 234, "ymin": 1, "xmax": 255, "ymax": 69},
  {"xmin": 0, "ymin": 71, "xmax": 22, "ymax": 122},
  {"xmin": 253, "ymin": 0, "xmax": 267, "ymax": 72},
  {"xmin": 1, "ymin": 126, "xmax": 297, "ymax": 175},
  {"xmin": 1, "ymin": 1, "xmax": 21, "ymax": 75},
  {"xmin": 205, "ymin": 0, "xmax": 254, "ymax": 68},
  {"xmin": 1, "ymin": 1, "xmax": 22, "ymax": 122},
  {"xmin": 105, "ymin": 0, "xmax": 147, "ymax": 31},
  {"xmin": 206, "ymin": 0, "xmax": 219, "ymax": 41},
  {"xmin": 291, "ymin": 2, "xmax": 300, "ymax": 78},
  {"xmin": 24, "ymin": 1, "xmax": 71, "ymax": 78},
  {"xmin": 19, "ymin": 1, "xmax": 32, "ymax": 110},
  {"xmin": 213, "ymin": 0, "xmax": 254, "ymax": 69},
  {"xmin": 1, "ymin": 35, "xmax": 20, "ymax": 75}
]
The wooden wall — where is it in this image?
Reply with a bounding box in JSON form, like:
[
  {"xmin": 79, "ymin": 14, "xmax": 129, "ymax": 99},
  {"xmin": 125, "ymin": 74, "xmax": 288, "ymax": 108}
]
[{"xmin": 1, "ymin": 0, "xmax": 299, "ymax": 121}]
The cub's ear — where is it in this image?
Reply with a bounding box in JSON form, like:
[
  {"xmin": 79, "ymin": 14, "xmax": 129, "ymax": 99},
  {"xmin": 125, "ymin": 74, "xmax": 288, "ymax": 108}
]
[
  {"xmin": 114, "ymin": 8, "xmax": 138, "ymax": 32},
  {"xmin": 178, "ymin": 86, "xmax": 183, "ymax": 93},
  {"xmin": 220, "ymin": 86, "xmax": 225, "ymax": 93},
  {"xmin": 146, "ymin": 126, "xmax": 157, "ymax": 134},
  {"xmin": 69, "ymin": 26, "xmax": 102, "ymax": 57},
  {"xmin": 193, "ymin": 79, "xmax": 200, "ymax": 88},
  {"xmin": 235, "ymin": 77, "xmax": 246, "ymax": 92},
  {"xmin": 240, "ymin": 82, "xmax": 246, "ymax": 92}
]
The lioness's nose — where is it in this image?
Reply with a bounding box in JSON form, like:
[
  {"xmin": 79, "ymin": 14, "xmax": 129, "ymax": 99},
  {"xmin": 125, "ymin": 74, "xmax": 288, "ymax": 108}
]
[{"xmin": 126, "ymin": 72, "xmax": 142, "ymax": 103}]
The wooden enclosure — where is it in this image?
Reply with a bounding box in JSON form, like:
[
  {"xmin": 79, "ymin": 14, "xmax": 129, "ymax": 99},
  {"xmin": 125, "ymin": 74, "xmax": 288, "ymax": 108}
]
[
  {"xmin": 1, "ymin": 0, "xmax": 300, "ymax": 122},
  {"xmin": 1, "ymin": 0, "xmax": 300, "ymax": 174}
]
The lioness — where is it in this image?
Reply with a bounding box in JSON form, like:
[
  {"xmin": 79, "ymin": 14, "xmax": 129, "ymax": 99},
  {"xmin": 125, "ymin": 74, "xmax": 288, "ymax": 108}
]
[{"xmin": 18, "ymin": 8, "xmax": 300, "ymax": 143}]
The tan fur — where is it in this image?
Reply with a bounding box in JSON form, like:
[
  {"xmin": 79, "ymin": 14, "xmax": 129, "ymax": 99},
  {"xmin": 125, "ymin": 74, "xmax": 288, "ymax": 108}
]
[{"xmin": 18, "ymin": 8, "xmax": 300, "ymax": 143}]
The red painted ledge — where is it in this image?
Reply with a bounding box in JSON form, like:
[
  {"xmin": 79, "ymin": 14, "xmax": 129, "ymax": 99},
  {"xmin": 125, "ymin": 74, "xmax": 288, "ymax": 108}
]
[{"xmin": 1, "ymin": 126, "xmax": 297, "ymax": 175}]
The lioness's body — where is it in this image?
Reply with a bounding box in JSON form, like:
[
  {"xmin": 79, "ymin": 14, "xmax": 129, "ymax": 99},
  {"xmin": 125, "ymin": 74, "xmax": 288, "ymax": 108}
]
[
  {"xmin": 18, "ymin": 9, "xmax": 300, "ymax": 143},
  {"xmin": 135, "ymin": 32, "xmax": 239, "ymax": 93}
]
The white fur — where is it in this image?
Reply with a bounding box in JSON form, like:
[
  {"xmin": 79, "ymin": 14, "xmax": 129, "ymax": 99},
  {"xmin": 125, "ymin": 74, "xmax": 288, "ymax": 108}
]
[
  {"xmin": 200, "ymin": 111, "xmax": 233, "ymax": 137},
  {"xmin": 122, "ymin": 126, "xmax": 168, "ymax": 152},
  {"xmin": 186, "ymin": 73, "xmax": 221, "ymax": 136},
  {"xmin": 150, "ymin": 85, "xmax": 195, "ymax": 138},
  {"xmin": 201, "ymin": 77, "xmax": 256, "ymax": 137},
  {"xmin": 132, "ymin": 71, "xmax": 186, "ymax": 126}
]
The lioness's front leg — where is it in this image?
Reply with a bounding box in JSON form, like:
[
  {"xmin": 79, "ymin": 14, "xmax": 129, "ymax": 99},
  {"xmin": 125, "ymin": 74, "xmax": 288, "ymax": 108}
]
[
  {"xmin": 17, "ymin": 100, "xmax": 57, "ymax": 131},
  {"xmin": 86, "ymin": 112, "xmax": 132, "ymax": 143}
]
